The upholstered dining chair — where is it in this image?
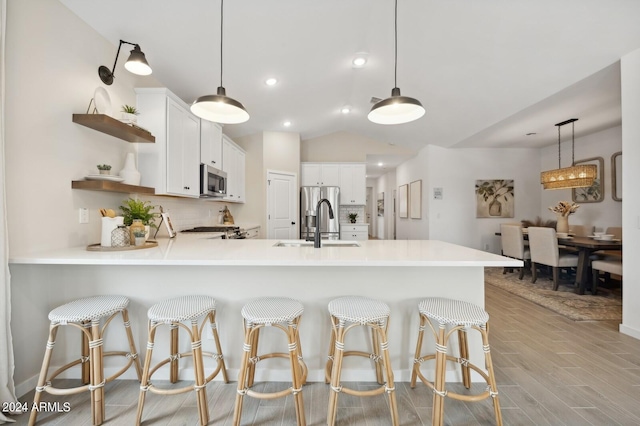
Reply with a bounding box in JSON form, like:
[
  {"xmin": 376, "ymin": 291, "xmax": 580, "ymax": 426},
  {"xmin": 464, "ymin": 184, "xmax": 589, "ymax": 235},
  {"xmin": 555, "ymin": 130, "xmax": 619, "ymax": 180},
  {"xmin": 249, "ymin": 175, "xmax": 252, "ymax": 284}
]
[
  {"xmin": 606, "ymin": 226, "xmax": 622, "ymax": 240},
  {"xmin": 568, "ymin": 225, "xmax": 594, "ymax": 237},
  {"xmin": 528, "ymin": 227, "xmax": 579, "ymax": 290},
  {"xmin": 500, "ymin": 224, "xmax": 530, "ymax": 279}
]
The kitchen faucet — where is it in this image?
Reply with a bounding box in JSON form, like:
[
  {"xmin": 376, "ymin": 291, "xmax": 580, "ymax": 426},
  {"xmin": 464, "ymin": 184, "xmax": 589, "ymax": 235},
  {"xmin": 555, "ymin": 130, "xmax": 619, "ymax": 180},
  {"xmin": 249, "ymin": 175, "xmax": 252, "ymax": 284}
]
[{"xmin": 314, "ymin": 198, "xmax": 334, "ymax": 248}]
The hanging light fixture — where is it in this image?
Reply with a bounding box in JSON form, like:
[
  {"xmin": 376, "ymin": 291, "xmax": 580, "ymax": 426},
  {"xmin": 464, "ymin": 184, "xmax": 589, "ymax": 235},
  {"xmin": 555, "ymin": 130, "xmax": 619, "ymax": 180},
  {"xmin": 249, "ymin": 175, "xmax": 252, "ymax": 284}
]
[
  {"xmin": 191, "ymin": 0, "xmax": 249, "ymax": 124},
  {"xmin": 540, "ymin": 118, "xmax": 596, "ymax": 190},
  {"xmin": 368, "ymin": 0, "xmax": 425, "ymax": 125},
  {"xmin": 98, "ymin": 40, "xmax": 152, "ymax": 85}
]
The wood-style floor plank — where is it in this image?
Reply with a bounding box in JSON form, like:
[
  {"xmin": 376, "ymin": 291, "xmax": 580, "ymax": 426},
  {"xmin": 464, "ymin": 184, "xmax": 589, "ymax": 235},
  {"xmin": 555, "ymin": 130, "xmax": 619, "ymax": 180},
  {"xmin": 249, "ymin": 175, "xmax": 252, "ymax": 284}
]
[{"xmin": 11, "ymin": 283, "xmax": 640, "ymax": 425}]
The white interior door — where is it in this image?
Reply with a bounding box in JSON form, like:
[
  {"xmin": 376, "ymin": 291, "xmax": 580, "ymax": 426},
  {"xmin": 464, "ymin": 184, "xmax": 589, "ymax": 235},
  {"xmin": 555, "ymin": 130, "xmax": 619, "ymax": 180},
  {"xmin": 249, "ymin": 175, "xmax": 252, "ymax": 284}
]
[{"xmin": 267, "ymin": 171, "xmax": 297, "ymax": 239}]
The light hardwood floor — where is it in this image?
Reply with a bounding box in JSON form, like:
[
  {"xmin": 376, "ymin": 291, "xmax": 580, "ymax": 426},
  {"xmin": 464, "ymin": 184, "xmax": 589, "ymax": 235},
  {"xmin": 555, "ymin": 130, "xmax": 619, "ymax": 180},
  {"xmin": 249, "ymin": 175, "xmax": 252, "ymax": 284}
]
[{"xmin": 11, "ymin": 282, "xmax": 640, "ymax": 425}]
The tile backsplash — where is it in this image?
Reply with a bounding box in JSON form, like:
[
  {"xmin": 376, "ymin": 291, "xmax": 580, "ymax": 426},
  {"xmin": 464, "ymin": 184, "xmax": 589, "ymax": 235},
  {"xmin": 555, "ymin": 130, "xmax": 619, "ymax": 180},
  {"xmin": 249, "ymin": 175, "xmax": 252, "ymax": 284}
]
[{"xmin": 339, "ymin": 205, "xmax": 366, "ymax": 223}]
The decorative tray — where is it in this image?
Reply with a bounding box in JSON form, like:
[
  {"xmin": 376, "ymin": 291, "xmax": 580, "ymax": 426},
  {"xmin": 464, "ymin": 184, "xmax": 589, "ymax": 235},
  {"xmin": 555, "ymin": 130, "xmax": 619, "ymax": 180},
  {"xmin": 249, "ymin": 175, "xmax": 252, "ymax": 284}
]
[{"xmin": 86, "ymin": 240, "xmax": 158, "ymax": 251}]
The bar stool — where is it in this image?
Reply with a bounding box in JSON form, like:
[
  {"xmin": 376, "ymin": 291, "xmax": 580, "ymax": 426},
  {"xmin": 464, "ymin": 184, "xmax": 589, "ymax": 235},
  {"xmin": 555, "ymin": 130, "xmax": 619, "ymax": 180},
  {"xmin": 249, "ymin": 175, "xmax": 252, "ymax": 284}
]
[
  {"xmin": 326, "ymin": 296, "xmax": 399, "ymax": 426},
  {"xmin": 136, "ymin": 295, "xmax": 228, "ymax": 426},
  {"xmin": 410, "ymin": 297, "xmax": 502, "ymax": 426},
  {"xmin": 29, "ymin": 295, "xmax": 142, "ymax": 426},
  {"xmin": 234, "ymin": 297, "xmax": 307, "ymax": 426}
]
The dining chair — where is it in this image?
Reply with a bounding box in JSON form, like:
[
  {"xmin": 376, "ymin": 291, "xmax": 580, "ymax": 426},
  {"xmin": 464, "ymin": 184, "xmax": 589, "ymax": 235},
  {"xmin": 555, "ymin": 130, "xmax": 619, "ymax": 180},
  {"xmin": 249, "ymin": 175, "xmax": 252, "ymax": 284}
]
[
  {"xmin": 500, "ymin": 224, "xmax": 530, "ymax": 279},
  {"xmin": 568, "ymin": 224, "xmax": 594, "ymax": 237},
  {"xmin": 606, "ymin": 226, "xmax": 622, "ymax": 240},
  {"xmin": 528, "ymin": 227, "xmax": 579, "ymax": 290},
  {"xmin": 591, "ymin": 258, "xmax": 622, "ymax": 295}
]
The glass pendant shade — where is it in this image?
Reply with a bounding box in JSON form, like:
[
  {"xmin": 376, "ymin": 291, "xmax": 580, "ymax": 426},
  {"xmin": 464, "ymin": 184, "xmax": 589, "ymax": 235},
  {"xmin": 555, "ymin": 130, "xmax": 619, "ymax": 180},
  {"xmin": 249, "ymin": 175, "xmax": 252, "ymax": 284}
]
[
  {"xmin": 191, "ymin": 86, "xmax": 250, "ymax": 124},
  {"xmin": 124, "ymin": 45, "xmax": 152, "ymax": 76},
  {"xmin": 540, "ymin": 118, "xmax": 596, "ymax": 190},
  {"xmin": 368, "ymin": 87, "xmax": 426, "ymax": 125}
]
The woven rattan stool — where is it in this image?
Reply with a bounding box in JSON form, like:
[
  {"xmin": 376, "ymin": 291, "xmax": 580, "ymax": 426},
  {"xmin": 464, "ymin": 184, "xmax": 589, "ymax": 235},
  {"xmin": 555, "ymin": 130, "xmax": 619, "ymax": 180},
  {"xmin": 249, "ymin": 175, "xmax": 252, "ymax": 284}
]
[
  {"xmin": 325, "ymin": 296, "xmax": 399, "ymax": 426},
  {"xmin": 135, "ymin": 295, "xmax": 228, "ymax": 426},
  {"xmin": 233, "ymin": 297, "xmax": 307, "ymax": 426},
  {"xmin": 29, "ymin": 295, "xmax": 142, "ymax": 426},
  {"xmin": 410, "ymin": 297, "xmax": 502, "ymax": 426}
]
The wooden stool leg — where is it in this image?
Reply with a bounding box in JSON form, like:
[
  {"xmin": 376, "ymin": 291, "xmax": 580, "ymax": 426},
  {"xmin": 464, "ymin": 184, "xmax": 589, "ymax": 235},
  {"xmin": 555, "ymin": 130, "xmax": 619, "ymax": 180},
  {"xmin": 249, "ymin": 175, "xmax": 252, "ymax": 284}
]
[
  {"xmin": 233, "ymin": 322, "xmax": 254, "ymax": 426},
  {"xmin": 208, "ymin": 311, "xmax": 229, "ymax": 383},
  {"xmin": 190, "ymin": 319, "xmax": 209, "ymax": 426},
  {"xmin": 288, "ymin": 320, "xmax": 306, "ymax": 426},
  {"xmin": 432, "ymin": 325, "xmax": 447, "ymax": 426},
  {"xmin": 411, "ymin": 314, "xmax": 427, "ymax": 388},
  {"xmin": 89, "ymin": 319, "xmax": 105, "ymax": 426},
  {"xmin": 325, "ymin": 316, "xmax": 338, "ymax": 383},
  {"xmin": 121, "ymin": 309, "xmax": 142, "ymax": 381},
  {"xmin": 327, "ymin": 318, "xmax": 345, "ymax": 426},
  {"xmin": 136, "ymin": 321, "xmax": 157, "ymax": 426},
  {"xmin": 480, "ymin": 324, "xmax": 503, "ymax": 426},
  {"xmin": 247, "ymin": 326, "xmax": 260, "ymax": 388},
  {"xmin": 293, "ymin": 317, "xmax": 307, "ymax": 385},
  {"xmin": 169, "ymin": 324, "xmax": 179, "ymax": 383},
  {"xmin": 81, "ymin": 321, "xmax": 91, "ymax": 385},
  {"xmin": 29, "ymin": 324, "xmax": 59, "ymax": 426},
  {"xmin": 377, "ymin": 322, "xmax": 400, "ymax": 426},
  {"xmin": 458, "ymin": 329, "xmax": 471, "ymax": 389},
  {"xmin": 371, "ymin": 326, "xmax": 384, "ymax": 385}
]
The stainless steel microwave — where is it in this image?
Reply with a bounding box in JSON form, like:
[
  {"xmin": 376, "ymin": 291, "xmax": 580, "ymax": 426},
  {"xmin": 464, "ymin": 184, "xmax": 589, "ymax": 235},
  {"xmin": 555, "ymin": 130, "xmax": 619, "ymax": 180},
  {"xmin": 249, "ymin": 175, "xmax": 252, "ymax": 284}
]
[{"xmin": 200, "ymin": 164, "xmax": 227, "ymax": 198}]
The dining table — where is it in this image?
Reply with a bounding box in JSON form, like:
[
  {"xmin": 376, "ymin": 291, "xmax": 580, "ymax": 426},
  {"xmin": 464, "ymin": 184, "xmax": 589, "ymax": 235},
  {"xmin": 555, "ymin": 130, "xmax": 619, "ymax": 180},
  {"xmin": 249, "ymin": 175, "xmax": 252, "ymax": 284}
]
[{"xmin": 555, "ymin": 235, "xmax": 622, "ymax": 294}]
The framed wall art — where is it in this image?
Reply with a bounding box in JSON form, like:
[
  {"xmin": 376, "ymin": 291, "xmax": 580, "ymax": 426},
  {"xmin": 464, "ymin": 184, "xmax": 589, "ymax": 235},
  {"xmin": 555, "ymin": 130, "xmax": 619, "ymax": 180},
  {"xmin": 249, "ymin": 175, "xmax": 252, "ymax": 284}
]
[
  {"xmin": 398, "ymin": 184, "xmax": 408, "ymax": 218},
  {"xmin": 611, "ymin": 151, "xmax": 621, "ymax": 201},
  {"xmin": 572, "ymin": 156, "xmax": 604, "ymax": 203},
  {"xmin": 377, "ymin": 192, "xmax": 384, "ymax": 217},
  {"xmin": 475, "ymin": 179, "xmax": 514, "ymax": 218},
  {"xmin": 410, "ymin": 180, "xmax": 422, "ymax": 219}
]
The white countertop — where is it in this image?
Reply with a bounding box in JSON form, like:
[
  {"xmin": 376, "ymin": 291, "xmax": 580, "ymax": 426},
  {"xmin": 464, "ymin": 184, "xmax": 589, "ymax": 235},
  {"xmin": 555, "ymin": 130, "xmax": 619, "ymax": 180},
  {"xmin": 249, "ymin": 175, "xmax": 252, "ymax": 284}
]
[{"xmin": 9, "ymin": 235, "xmax": 521, "ymax": 267}]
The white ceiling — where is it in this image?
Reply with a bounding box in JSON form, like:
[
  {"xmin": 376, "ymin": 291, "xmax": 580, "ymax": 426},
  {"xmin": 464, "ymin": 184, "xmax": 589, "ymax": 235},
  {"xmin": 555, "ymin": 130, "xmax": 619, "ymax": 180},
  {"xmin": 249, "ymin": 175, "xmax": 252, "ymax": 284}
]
[{"xmin": 60, "ymin": 0, "xmax": 640, "ymax": 165}]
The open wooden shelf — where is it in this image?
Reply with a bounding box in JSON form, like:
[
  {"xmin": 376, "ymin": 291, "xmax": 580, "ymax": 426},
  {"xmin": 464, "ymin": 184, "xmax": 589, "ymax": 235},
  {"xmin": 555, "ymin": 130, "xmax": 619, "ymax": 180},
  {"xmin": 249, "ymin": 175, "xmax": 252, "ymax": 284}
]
[
  {"xmin": 72, "ymin": 114, "xmax": 155, "ymax": 143},
  {"xmin": 72, "ymin": 180, "xmax": 155, "ymax": 194}
]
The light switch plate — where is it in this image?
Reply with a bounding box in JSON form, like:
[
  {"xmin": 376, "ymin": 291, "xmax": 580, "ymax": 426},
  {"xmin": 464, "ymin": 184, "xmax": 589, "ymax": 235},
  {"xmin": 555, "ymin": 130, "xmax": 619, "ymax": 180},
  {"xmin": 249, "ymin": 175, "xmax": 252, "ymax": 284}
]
[{"xmin": 79, "ymin": 208, "xmax": 89, "ymax": 224}]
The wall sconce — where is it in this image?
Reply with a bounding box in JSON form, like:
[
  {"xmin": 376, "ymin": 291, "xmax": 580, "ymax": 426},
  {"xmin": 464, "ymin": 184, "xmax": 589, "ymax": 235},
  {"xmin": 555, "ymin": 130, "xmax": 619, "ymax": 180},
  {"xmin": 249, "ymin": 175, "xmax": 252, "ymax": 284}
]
[{"xmin": 98, "ymin": 40, "xmax": 152, "ymax": 85}]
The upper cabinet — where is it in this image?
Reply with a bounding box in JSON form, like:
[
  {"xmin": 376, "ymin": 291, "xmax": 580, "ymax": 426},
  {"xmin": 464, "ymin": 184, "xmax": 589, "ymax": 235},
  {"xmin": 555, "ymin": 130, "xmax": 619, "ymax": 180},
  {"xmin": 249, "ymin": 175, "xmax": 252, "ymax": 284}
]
[
  {"xmin": 339, "ymin": 163, "xmax": 366, "ymax": 205},
  {"xmin": 136, "ymin": 88, "xmax": 201, "ymax": 197},
  {"xmin": 301, "ymin": 163, "xmax": 340, "ymax": 186},
  {"xmin": 200, "ymin": 120, "xmax": 222, "ymax": 168},
  {"xmin": 222, "ymin": 134, "xmax": 246, "ymax": 203}
]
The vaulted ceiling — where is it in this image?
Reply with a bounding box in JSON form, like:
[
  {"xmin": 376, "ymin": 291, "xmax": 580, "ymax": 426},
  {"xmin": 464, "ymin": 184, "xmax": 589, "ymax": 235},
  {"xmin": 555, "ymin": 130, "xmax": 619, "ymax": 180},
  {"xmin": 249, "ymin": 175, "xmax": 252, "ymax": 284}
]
[{"xmin": 61, "ymin": 0, "xmax": 640, "ymax": 154}]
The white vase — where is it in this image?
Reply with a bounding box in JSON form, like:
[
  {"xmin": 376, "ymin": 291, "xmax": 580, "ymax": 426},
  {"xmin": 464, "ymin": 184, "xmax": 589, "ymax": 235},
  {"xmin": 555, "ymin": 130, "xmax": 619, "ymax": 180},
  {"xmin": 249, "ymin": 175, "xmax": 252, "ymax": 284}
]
[
  {"xmin": 120, "ymin": 112, "xmax": 137, "ymax": 124},
  {"xmin": 120, "ymin": 152, "xmax": 141, "ymax": 185}
]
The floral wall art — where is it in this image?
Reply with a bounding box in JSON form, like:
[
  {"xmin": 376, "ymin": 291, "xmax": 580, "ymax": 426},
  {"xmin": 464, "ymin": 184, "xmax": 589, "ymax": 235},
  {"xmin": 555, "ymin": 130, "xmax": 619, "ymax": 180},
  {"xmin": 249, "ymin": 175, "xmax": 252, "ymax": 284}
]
[
  {"xmin": 475, "ymin": 179, "xmax": 514, "ymax": 218},
  {"xmin": 572, "ymin": 157, "xmax": 604, "ymax": 203}
]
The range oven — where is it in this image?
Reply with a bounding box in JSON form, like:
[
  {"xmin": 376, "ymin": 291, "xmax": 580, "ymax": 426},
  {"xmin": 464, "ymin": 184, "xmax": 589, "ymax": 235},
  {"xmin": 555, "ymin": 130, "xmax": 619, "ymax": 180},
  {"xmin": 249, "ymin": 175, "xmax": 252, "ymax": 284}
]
[
  {"xmin": 200, "ymin": 164, "xmax": 227, "ymax": 198},
  {"xmin": 181, "ymin": 226, "xmax": 247, "ymax": 239}
]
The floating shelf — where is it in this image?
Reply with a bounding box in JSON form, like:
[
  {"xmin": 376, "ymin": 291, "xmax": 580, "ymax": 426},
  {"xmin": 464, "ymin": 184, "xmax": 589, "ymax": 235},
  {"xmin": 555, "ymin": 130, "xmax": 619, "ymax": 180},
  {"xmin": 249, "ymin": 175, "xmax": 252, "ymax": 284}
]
[
  {"xmin": 72, "ymin": 114, "xmax": 155, "ymax": 143},
  {"xmin": 72, "ymin": 180, "xmax": 155, "ymax": 194}
]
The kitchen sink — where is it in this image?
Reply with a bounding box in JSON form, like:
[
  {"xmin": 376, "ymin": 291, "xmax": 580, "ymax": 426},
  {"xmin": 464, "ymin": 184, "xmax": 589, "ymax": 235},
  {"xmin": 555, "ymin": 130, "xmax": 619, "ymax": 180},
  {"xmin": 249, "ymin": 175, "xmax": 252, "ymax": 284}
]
[{"xmin": 274, "ymin": 240, "xmax": 360, "ymax": 247}]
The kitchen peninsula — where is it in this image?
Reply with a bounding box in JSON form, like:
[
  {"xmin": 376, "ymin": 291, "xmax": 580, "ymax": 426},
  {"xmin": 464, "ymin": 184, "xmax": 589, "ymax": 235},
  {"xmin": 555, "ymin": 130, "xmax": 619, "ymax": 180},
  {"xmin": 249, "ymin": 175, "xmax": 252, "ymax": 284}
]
[{"xmin": 9, "ymin": 237, "xmax": 520, "ymax": 397}]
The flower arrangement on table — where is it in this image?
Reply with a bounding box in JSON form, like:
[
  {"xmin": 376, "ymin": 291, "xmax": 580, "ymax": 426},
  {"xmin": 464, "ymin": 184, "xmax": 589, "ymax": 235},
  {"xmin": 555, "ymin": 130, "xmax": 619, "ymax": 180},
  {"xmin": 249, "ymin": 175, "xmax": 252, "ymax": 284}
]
[{"xmin": 548, "ymin": 201, "xmax": 579, "ymax": 217}]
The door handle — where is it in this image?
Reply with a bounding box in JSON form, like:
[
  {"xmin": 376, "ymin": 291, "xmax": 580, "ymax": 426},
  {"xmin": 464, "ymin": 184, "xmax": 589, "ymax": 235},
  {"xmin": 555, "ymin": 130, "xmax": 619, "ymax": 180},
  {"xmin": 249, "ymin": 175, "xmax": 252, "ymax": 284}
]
[{"xmin": 291, "ymin": 222, "xmax": 296, "ymax": 225}]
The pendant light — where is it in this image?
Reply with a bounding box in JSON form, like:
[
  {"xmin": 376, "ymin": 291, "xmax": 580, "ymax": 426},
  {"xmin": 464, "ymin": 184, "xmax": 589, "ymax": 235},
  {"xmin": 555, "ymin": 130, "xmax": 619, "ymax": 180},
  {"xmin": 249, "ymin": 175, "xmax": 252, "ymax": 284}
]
[
  {"xmin": 191, "ymin": 0, "xmax": 249, "ymax": 124},
  {"xmin": 540, "ymin": 118, "xmax": 596, "ymax": 190},
  {"xmin": 368, "ymin": 0, "xmax": 425, "ymax": 125}
]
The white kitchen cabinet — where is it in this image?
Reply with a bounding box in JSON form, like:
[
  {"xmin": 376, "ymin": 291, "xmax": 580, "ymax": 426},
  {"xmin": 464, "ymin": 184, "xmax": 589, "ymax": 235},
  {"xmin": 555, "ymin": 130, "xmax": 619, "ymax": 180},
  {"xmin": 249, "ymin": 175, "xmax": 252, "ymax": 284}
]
[
  {"xmin": 339, "ymin": 163, "xmax": 366, "ymax": 205},
  {"xmin": 136, "ymin": 88, "xmax": 201, "ymax": 197},
  {"xmin": 301, "ymin": 163, "xmax": 340, "ymax": 186},
  {"xmin": 245, "ymin": 226, "xmax": 260, "ymax": 239},
  {"xmin": 340, "ymin": 224, "xmax": 369, "ymax": 241},
  {"xmin": 222, "ymin": 135, "xmax": 246, "ymax": 203},
  {"xmin": 200, "ymin": 119, "xmax": 222, "ymax": 168}
]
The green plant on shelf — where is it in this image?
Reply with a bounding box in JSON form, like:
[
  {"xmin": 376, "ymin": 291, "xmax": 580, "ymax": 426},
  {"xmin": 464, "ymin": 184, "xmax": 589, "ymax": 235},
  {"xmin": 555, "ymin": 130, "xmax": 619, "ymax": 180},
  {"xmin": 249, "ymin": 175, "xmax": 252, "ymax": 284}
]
[
  {"xmin": 96, "ymin": 164, "xmax": 112, "ymax": 171},
  {"xmin": 121, "ymin": 105, "xmax": 139, "ymax": 115},
  {"xmin": 348, "ymin": 213, "xmax": 358, "ymax": 223}
]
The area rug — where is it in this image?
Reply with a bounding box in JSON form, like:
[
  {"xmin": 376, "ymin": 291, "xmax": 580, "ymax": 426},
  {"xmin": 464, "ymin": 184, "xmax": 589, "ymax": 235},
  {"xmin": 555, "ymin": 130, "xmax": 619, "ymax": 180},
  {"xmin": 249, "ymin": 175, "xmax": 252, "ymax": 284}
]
[{"xmin": 484, "ymin": 267, "xmax": 622, "ymax": 321}]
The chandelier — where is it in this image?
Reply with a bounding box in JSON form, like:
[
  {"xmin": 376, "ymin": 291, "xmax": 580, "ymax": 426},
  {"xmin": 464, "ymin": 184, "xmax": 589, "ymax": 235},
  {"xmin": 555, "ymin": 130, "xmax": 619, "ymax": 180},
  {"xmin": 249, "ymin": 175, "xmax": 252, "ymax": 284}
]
[{"xmin": 540, "ymin": 118, "xmax": 596, "ymax": 190}]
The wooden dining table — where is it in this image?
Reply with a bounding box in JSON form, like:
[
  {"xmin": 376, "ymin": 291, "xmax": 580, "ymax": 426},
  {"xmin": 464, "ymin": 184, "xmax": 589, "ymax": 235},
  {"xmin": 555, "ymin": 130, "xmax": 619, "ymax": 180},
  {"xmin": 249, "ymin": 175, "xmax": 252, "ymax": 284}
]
[{"xmin": 556, "ymin": 236, "xmax": 622, "ymax": 294}]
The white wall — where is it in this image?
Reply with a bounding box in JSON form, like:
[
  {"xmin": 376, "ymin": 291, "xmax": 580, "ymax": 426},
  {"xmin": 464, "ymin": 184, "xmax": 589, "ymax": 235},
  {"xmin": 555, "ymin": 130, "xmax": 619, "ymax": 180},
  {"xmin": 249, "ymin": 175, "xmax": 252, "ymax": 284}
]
[
  {"xmin": 540, "ymin": 125, "xmax": 622, "ymax": 231},
  {"xmin": 395, "ymin": 147, "xmax": 429, "ymax": 240},
  {"xmin": 301, "ymin": 131, "xmax": 413, "ymax": 162},
  {"xmin": 374, "ymin": 171, "xmax": 396, "ymax": 240},
  {"xmin": 620, "ymin": 49, "xmax": 640, "ymax": 339}
]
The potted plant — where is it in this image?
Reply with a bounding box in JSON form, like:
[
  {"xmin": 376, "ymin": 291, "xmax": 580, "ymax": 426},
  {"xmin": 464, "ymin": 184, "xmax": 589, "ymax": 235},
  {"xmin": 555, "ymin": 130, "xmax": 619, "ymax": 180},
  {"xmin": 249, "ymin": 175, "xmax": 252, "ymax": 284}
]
[
  {"xmin": 121, "ymin": 104, "xmax": 139, "ymax": 124},
  {"xmin": 119, "ymin": 198, "xmax": 158, "ymax": 240},
  {"xmin": 348, "ymin": 213, "xmax": 358, "ymax": 223},
  {"xmin": 96, "ymin": 164, "xmax": 112, "ymax": 175}
]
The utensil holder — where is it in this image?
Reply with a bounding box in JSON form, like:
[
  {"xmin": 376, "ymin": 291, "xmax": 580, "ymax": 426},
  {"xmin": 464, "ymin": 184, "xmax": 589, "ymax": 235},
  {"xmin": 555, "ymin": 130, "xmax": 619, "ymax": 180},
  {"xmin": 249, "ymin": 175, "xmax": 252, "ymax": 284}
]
[{"xmin": 101, "ymin": 216, "xmax": 124, "ymax": 247}]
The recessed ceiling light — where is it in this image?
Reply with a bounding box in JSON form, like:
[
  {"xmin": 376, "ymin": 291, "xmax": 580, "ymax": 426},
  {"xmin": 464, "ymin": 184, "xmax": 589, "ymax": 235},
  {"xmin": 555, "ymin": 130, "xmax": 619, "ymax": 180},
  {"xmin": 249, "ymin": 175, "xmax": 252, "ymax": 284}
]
[
  {"xmin": 283, "ymin": 121, "xmax": 292, "ymax": 127},
  {"xmin": 378, "ymin": 162, "xmax": 383, "ymax": 167},
  {"xmin": 341, "ymin": 106, "xmax": 351, "ymax": 114},
  {"xmin": 265, "ymin": 78, "xmax": 278, "ymax": 86},
  {"xmin": 352, "ymin": 53, "xmax": 368, "ymax": 68}
]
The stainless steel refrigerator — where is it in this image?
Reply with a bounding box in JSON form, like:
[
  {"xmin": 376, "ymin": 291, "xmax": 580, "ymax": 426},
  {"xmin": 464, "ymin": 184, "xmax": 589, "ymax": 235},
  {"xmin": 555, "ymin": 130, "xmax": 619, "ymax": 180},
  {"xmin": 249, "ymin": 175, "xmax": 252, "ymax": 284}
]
[{"xmin": 300, "ymin": 186, "xmax": 340, "ymax": 240}]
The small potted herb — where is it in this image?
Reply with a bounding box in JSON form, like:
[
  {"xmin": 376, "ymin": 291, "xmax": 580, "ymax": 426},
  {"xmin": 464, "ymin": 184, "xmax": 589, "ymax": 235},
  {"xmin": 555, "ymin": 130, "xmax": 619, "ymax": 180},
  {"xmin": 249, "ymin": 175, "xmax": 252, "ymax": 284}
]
[
  {"xmin": 348, "ymin": 213, "xmax": 358, "ymax": 223},
  {"xmin": 97, "ymin": 164, "xmax": 112, "ymax": 175},
  {"xmin": 121, "ymin": 105, "xmax": 139, "ymax": 124}
]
